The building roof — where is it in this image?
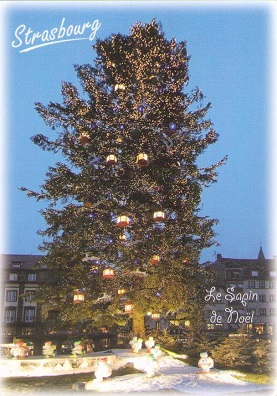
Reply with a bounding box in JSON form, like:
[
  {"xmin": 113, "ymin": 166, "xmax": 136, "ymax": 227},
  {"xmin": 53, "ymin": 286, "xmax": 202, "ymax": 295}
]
[{"xmin": 0, "ymin": 254, "xmax": 44, "ymax": 270}]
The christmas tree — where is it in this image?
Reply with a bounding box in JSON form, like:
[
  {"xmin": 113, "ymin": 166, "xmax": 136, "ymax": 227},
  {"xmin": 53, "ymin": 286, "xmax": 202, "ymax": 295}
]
[{"xmin": 21, "ymin": 20, "xmax": 226, "ymax": 337}]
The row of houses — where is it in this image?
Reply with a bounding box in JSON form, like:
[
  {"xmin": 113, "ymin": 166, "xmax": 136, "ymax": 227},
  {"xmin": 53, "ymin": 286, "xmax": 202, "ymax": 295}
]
[{"xmin": 0, "ymin": 248, "xmax": 276, "ymax": 349}]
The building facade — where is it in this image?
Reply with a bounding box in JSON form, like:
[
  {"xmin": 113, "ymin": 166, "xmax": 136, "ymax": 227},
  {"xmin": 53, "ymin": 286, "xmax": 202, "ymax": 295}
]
[
  {"xmin": 0, "ymin": 254, "xmax": 49, "ymax": 351},
  {"xmin": 204, "ymin": 248, "xmax": 276, "ymax": 338}
]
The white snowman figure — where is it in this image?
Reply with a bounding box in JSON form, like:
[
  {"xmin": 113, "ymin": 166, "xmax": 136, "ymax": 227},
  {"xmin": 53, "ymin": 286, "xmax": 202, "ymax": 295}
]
[
  {"xmin": 42, "ymin": 341, "xmax": 56, "ymax": 358},
  {"xmin": 94, "ymin": 357, "xmax": 112, "ymax": 382},
  {"xmin": 198, "ymin": 352, "xmax": 214, "ymax": 373},
  {"xmin": 10, "ymin": 341, "xmax": 28, "ymax": 359},
  {"xmin": 129, "ymin": 336, "xmax": 137, "ymax": 348},
  {"xmin": 71, "ymin": 341, "xmax": 85, "ymax": 356},
  {"xmin": 144, "ymin": 353, "xmax": 160, "ymax": 378},
  {"xmin": 131, "ymin": 337, "xmax": 143, "ymax": 353},
  {"xmin": 151, "ymin": 343, "xmax": 162, "ymax": 359},
  {"xmin": 145, "ymin": 336, "xmax": 155, "ymax": 352}
]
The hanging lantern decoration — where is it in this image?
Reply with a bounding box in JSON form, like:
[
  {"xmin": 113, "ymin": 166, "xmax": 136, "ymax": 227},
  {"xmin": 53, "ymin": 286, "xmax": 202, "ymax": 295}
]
[
  {"xmin": 78, "ymin": 133, "xmax": 90, "ymax": 145},
  {"xmin": 73, "ymin": 289, "xmax": 85, "ymax": 304},
  {"xmin": 124, "ymin": 302, "xmax": 134, "ymax": 314},
  {"xmin": 106, "ymin": 154, "xmax": 117, "ymax": 166},
  {"xmin": 114, "ymin": 83, "xmax": 126, "ymax": 92},
  {"xmin": 153, "ymin": 211, "xmax": 165, "ymax": 222},
  {"xmin": 151, "ymin": 312, "xmax": 160, "ymax": 320},
  {"xmin": 118, "ymin": 289, "xmax": 126, "ymax": 295},
  {"xmin": 119, "ymin": 234, "xmax": 127, "ymax": 241},
  {"xmin": 136, "ymin": 153, "xmax": 148, "ymax": 167},
  {"xmin": 84, "ymin": 201, "xmax": 93, "ymax": 208},
  {"xmin": 117, "ymin": 215, "xmax": 130, "ymax": 228},
  {"xmin": 103, "ymin": 268, "xmax": 115, "ymax": 279},
  {"xmin": 149, "ymin": 255, "xmax": 160, "ymax": 265}
]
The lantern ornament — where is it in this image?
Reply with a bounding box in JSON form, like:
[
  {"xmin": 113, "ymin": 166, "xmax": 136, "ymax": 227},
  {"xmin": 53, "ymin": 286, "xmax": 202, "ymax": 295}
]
[
  {"xmin": 151, "ymin": 312, "xmax": 160, "ymax": 320},
  {"xmin": 136, "ymin": 153, "xmax": 148, "ymax": 167},
  {"xmin": 114, "ymin": 83, "xmax": 126, "ymax": 92},
  {"xmin": 106, "ymin": 154, "xmax": 117, "ymax": 166},
  {"xmin": 149, "ymin": 255, "xmax": 160, "ymax": 265},
  {"xmin": 103, "ymin": 268, "xmax": 115, "ymax": 279},
  {"xmin": 117, "ymin": 215, "xmax": 130, "ymax": 228},
  {"xmin": 118, "ymin": 289, "xmax": 126, "ymax": 295},
  {"xmin": 84, "ymin": 201, "xmax": 93, "ymax": 208},
  {"xmin": 119, "ymin": 234, "xmax": 127, "ymax": 241},
  {"xmin": 124, "ymin": 302, "xmax": 134, "ymax": 314},
  {"xmin": 78, "ymin": 133, "xmax": 90, "ymax": 145},
  {"xmin": 153, "ymin": 211, "xmax": 165, "ymax": 222},
  {"xmin": 73, "ymin": 289, "xmax": 85, "ymax": 304}
]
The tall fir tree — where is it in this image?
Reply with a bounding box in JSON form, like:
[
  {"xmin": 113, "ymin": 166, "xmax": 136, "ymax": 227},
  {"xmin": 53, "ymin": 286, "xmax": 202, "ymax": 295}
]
[{"xmin": 22, "ymin": 20, "xmax": 226, "ymax": 337}]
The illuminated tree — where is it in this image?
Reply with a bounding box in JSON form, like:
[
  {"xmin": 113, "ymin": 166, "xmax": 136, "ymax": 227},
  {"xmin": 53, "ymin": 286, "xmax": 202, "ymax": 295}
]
[{"xmin": 22, "ymin": 20, "xmax": 226, "ymax": 337}]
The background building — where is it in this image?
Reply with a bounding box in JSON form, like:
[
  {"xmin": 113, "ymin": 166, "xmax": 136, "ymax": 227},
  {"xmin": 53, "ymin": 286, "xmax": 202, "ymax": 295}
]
[{"xmin": 204, "ymin": 247, "xmax": 276, "ymax": 338}]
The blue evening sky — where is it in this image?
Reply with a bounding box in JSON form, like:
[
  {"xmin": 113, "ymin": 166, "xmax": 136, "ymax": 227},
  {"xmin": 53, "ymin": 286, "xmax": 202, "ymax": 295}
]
[{"xmin": 1, "ymin": 1, "xmax": 276, "ymax": 263}]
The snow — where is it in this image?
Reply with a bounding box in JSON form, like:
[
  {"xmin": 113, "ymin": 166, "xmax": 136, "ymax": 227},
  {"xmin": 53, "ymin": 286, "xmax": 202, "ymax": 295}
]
[{"xmin": 79, "ymin": 349, "xmax": 276, "ymax": 395}]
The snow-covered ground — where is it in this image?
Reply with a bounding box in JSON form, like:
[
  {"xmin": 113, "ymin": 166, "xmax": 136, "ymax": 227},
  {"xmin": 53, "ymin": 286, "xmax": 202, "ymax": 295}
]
[{"xmin": 78, "ymin": 349, "xmax": 276, "ymax": 395}]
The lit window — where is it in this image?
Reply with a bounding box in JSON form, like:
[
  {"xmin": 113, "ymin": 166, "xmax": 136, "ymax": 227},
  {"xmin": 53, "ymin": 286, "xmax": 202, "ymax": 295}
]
[
  {"xmin": 6, "ymin": 290, "xmax": 18, "ymax": 302},
  {"xmin": 9, "ymin": 273, "xmax": 18, "ymax": 281}
]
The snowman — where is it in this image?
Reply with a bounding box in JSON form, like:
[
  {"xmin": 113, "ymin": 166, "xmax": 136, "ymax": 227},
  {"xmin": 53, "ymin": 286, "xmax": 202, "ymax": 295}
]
[
  {"xmin": 151, "ymin": 343, "xmax": 162, "ymax": 359},
  {"xmin": 198, "ymin": 352, "xmax": 214, "ymax": 373},
  {"xmin": 42, "ymin": 341, "xmax": 56, "ymax": 358},
  {"xmin": 144, "ymin": 354, "xmax": 160, "ymax": 378},
  {"xmin": 145, "ymin": 336, "xmax": 155, "ymax": 353},
  {"xmin": 10, "ymin": 341, "xmax": 28, "ymax": 359},
  {"xmin": 71, "ymin": 341, "xmax": 85, "ymax": 356},
  {"xmin": 94, "ymin": 357, "xmax": 113, "ymax": 382},
  {"xmin": 130, "ymin": 337, "xmax": 143, "ymax": 353}
]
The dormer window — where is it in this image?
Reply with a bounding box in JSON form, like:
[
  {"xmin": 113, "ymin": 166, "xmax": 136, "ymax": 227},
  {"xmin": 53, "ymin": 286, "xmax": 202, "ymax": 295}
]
[{"xmin": 12, "ymin": 262, "xmax": 22, "ymax": 268}]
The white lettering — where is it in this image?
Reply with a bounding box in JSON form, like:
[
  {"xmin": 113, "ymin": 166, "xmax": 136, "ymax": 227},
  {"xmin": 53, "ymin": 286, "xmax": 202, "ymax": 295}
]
[
  {"xmin": 12, "ymin": 24, "xmax": 25, "ymax": 48},
  {"xmin": 12, "ymin": 18, "xmax": 102, "ymax": 53}
]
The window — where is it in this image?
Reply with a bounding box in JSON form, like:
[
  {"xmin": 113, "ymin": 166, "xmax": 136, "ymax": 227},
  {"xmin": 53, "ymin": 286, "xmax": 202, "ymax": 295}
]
[
  {"xmin": 269, "ymin": 308, "xmax": 276, "ymax": 316},
  {"xmin": 270, "ymin": 271, "xmax": 276, "ymax": 277},
  {"xmin": 6, "ymin": 290, "xmax": 18, "ymax": 302},
  {"xmin": 9, "ymin": 273, "xmax": 18, "ymax": 281},
  {"xmin": 251, "ymin": 271, "xmax": 259, "ymax": 277},
  {"xmin": 259, "ymin": 281, "xmax": 265, "ymax": 289},
  {"xmin": 259, "ymin": 294, "xmax": 266, "ymax": 303},
  {"xmin": 259, "ymin": 308, "xmax": 266, "ymax": 316},
  {"xmin": 27, "ymin": 273, "xmax": 37, "ymax": 282},
  {"xmin": 269, "ymin": 294, "xmax": 276, "ymax": 302},
  {"xmin": 24, "ymin": 308, "xmax": 36, "ymax": 322},
  {"xmin": 24, "ymin": 290, "xmax": 36, "ymax": 302},
  {"xmin": 12, "ymin": 262, "xmax": 22, "ymax": 268},
  {"xmin": 269, "ymin": 281, "xmax": 275, "ymax": 289},
  {"xmin": 5, "ymin": 309, "xmax": 16, "ymax": 322},
  {"xmin": 248, "ymin": 281, "xmax": 255, "ymax": 288}
]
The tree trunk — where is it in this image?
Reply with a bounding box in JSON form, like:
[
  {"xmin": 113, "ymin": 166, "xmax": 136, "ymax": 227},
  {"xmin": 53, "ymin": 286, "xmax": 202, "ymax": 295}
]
[{"xmin": 132, "ymin": 310, "xmax": 145, "ymax": 338}]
